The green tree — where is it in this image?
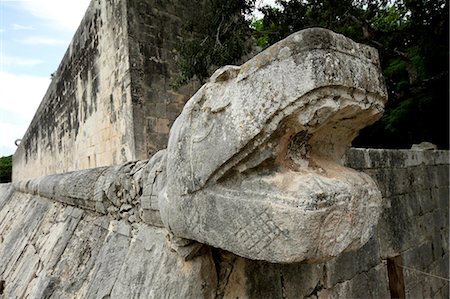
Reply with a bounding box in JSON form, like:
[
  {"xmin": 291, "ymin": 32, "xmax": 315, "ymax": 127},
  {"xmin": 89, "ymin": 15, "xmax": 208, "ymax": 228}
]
[
  {"xmin": 0, "ymin": 155, "xmax": 12, "ymax": 183},
  {"xmin": 255, "ymin": 0, "xmax": 449, "ymax": 149},
  {"xmin": 173, "ymin": 0, "xmax": 256, "ymax": 86},
  {"xmin": 176, "ymin": 0, "xmax": 448, "ymax": 149}
]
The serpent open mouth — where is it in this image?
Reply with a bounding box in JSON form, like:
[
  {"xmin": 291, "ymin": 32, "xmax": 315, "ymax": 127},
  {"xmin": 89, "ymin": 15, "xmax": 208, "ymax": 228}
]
[{"xmin": 159, "ymin": 28, "xmax": 387, "ymax": 263}]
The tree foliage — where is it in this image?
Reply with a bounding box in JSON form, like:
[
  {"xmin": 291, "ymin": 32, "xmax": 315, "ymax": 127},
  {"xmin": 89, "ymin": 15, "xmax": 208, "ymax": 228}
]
[
  {"xmin": 255, "ymin": 0, "xmax": 449, "ymax": 149},
  {"xmin": 0, "ymin": 155, "xmax": 12, "ymax": 183},
  {"xmin": 173, "ymin": 0, "xmax": 255, "ymax": 86},
  {"xmin": 176, "ymin": 0, "xmax": 449, "ymax": 149}
]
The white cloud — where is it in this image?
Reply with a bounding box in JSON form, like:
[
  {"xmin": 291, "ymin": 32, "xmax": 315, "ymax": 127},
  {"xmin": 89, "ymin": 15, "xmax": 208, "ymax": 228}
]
[
  {"xmin": 0, "ymin": 54, "xmax": 43, "ymax": 66},
  {"xmin": 0, "ymin": 71, "xmax": 49, "ymax": 119},
  {"xmin": 19, "ymin": 0, "xmax": 91, "ymax": 31},
  {"xmin": 12, "ymin": 23, "xmax": 34, "ymax": 30},
  {"xmin": 0, "ymin": 122, "xmax": 25, "ymax": 156},
  {"xmin": 0, "ymin": 71, "xmax": 49, "ymax": 156},
  {"xmin": 17, "ymin": 36, "xmax": 67, "ymax": 45},
  {"xmin": 0, "ymin": 1, "xmax": 89, "ymax": 156}
]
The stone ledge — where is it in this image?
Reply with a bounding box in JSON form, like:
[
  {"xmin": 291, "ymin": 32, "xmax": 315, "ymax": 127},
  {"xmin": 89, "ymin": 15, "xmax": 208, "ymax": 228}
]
[
  {"xmin": 12, "ymin": 158, "xmax": 164, "ymax": 228},
  {"xmin": 344, "ymin": 148, "xmax": 450, "ymax": 170}
]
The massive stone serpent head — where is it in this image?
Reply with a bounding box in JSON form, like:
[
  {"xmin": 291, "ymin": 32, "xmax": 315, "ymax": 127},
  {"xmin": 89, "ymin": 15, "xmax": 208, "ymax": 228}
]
[{"xmin": 158, "ymin": 28, "xmax": 387, "ymax": 263}]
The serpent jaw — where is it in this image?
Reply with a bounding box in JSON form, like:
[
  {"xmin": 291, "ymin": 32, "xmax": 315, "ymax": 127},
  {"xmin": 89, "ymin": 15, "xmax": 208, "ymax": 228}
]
[{"xmin": 157, "ymin": 28, "xmax": 387, "ymax": 263}]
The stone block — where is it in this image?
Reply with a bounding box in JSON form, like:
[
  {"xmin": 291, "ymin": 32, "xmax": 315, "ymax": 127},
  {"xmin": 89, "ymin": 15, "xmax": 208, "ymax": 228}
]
[
  {"xmin": 367, "ymin": 148, "xmax": 392, "ymax": 168},
  {"xmin": 280, "ymin": 263, "xmax": 324, "ymax": 298},
  {"xmin": 369, "ymin": 168, "xmax": 394, "ymax": 198},
  {"xmin": 319, "ymin": 264, "xmax": 389, "ymax": 299},
  {"xmin": 50, "ymin": 217, "xmax": 110, "ymax": 297},
  {"xmin": 367, "ymin": 264, "xmax": 391, "ymax": 299},
  {"xmin": 343, "ymin": 148, "xmax": 369, "ymax": 170},
  {"xmin": 141, "ymin": 209, "xmax": 164, "ymax": 227},
  {"xmin": 84, "ymin": 222, "xmax": 131, "ymax": 298},
  {"xmin": 0, "ymin": 198, "xmax": 50, "ymax": 278},
  {"xmin": 146, "ymin": 117, "xmax": 157, "ymax": 133},
  {"xmin": 378, "ymin": 195, "xmax": 417, "ymax": 257},
  {"xmin": 416, "ymin": 189, "xmax": 436, "ymax": 215},
  {"xmin": 434, "ymin": 150, "xmax": 450, "ymax": 165},
  {"xmin": 437, "ymin": 164, "xmax": 449, "ymax": 187},
  {"xmin": 431, "ymin": 186, "xmax": 448, "ymax": 208},
  {"xmin": 326, "ymin": 237, "xmax": 381, "ymax": 285},
  {"xmin": 405, "ymin": 283, "xmax": 424, "ymax": 299},
  {"xmin": 431, "ymin": 232, "xmax": 447, "ymax": 261},
  {"xmin": 3, "ymin": 244, "xmax": 41, "ymax": 298},
  {"xmin": 402, "ymin": 244, "xmax": 433, "ymax": 286},
  {"xmin": 155, "ymin": 118, "xmax": 170, "ymax": 134}
]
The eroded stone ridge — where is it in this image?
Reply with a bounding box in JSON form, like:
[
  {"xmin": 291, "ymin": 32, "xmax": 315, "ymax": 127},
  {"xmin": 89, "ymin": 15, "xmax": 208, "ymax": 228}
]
[{"xmin": 159, "ymin": 28, "xmax": 388, "ymax": 263}]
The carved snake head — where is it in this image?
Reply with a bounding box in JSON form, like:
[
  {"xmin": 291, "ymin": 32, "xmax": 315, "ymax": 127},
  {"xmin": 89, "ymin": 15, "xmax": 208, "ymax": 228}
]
[{"xmin": 159, "ymin": 28, "xmax": 387, "ymax": 263}]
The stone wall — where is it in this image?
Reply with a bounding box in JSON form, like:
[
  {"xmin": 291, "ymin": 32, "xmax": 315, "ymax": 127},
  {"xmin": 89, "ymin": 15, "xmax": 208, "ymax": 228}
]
[
  {"xmin": 13, "ymin": 0, "xmax": 135, "ymax": 181},
  {"xmin": 126, "ymin": 0, "xmax": 201, "ymax": 157},
  {"xmin": 1, "ymin": 148, "xmax": 448, "ymax": 298},
  {"xmin": 13, "ymin": 0, "xmax": 201, "ymax": 181},
  {"xmin": 213, "ymin": 148, "xmax": 449, "ymax": 298}
]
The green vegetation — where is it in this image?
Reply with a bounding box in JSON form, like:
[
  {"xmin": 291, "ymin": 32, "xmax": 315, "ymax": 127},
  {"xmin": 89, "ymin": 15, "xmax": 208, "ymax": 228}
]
[
  {"xmin": 0, "ymin": 155, "xmax": 12, "ymax": 183},
  {"xmin": 176, "ymin": 0, "xmax": 448, "ymax": 149},
  {"xmin": 173, "ymin": 0, "xmax": 255, "ymax": 86}
]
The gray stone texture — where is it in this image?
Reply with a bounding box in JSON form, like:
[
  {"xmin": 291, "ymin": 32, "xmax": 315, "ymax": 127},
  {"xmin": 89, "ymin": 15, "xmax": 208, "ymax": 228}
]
[
  {"xmin": 160, "ymin": 28, "xmax": 387, "ymax": 263},
  {"xmin": 0, "ymin": 187, "xmax": 216, "ymax": 299},
  {"xmin": 14, "ymin": 27, "xmax": 390, "ymax": 264},
  {"xmin": 126, "ymin": 0, "xmax": 202, "ymax": 158},
  {"xmin": 0, "ymin": 147, "xmax": 448, "ymax": 298}
]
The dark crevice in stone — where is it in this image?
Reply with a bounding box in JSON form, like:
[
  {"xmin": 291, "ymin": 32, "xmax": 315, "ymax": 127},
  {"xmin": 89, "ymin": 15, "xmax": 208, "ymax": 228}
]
[
  {"xmin": 41, "ymin": 277, "xmax": 60, "ymax": 299},
  {"xmin": 212, "ymin": 249, "xmax": 236, "ymax": 299},
  {"xmin": 306, "ymin": 281, "xmax": 324, "ymax": 298},
  {"xmin": 280, "ymin": 270, "xmax": 287, "ymax": 299},
  {"xmin": 0, "ymin": 280, "xmax": 5, "ymax": 295},
  {"xmin": 322, "ymin": 265, "xmax": 328, "ymax": 287}
]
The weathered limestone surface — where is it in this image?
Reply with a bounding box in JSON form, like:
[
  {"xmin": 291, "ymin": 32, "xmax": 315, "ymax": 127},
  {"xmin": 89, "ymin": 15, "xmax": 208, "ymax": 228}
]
[
  {"xmin": 160, "ymin": 28, "xmax": 387, "ymax": 263},
  {"xmin": 13, "ymin": 0, "xmax": 202, "ymax": 181},
  {"xmin": 0, "ymin": 148, "xmax": 448, "ymax": 298},
  {"xmin": 0, "ymin": 183, "xmax": 216, "ymax": 299},
  {"xmin": 13, "ymin": 0, "xmax": 134, "ymax": 181}
]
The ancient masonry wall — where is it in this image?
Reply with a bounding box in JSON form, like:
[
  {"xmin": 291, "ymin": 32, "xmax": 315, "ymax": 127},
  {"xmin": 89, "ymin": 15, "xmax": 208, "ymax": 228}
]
[
  {"xmin": 126, "ymin": 0, "xmax": 200, "ymax": 158},
  {"xmin": 0, "ymin": 148, "xmax": 448, "ymax": 298},
  {"xmin": 13, "ymin": 0, "xmax": 134, "ymax": 181},
  {"xmin": 13, "ymin": 0, "xmax": 201, "ymax": 181}
]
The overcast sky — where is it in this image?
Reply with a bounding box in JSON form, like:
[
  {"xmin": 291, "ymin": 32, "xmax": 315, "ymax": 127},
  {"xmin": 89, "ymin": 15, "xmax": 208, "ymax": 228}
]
[
  {"xmin": 0, "ymin": 0, "xmax": 276, "ymax": 157},
  {"xmin": 0, "ymin": 0, "xmax": 90, "ymax": 156}
]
